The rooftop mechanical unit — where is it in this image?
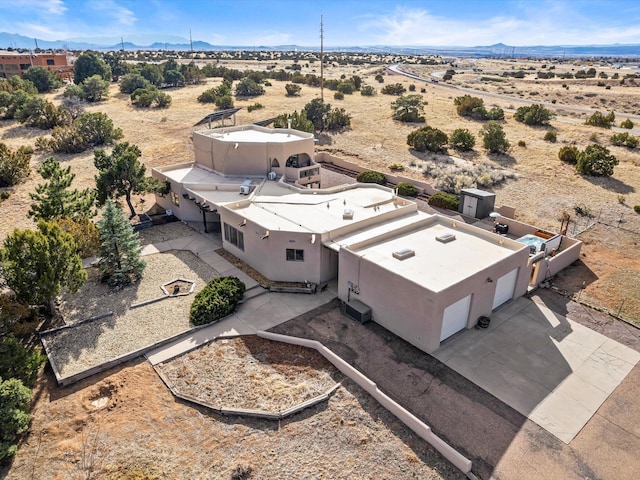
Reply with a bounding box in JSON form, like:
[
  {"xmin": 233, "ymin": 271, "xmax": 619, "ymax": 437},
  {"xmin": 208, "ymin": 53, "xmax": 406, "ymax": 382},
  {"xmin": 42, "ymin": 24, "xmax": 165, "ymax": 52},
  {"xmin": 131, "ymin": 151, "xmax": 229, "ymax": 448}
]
[{"xmin": 345, "ymin": 300, "xmax": 372, "ymax": 324}]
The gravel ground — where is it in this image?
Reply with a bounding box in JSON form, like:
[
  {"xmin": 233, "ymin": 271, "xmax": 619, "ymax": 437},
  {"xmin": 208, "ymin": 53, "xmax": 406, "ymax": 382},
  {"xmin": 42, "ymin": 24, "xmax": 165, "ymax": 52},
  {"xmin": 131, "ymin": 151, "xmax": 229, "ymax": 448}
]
[
  {"xmin": 44, "ymin": 250, "xmax": 219, "ymax": 380},
  {"xmin": 158, "ymin": 336, "xmax": 343, "ymax": 412},
  {"xmin": 137, "ymin": 221, "xmax": 198, "ymax": 245}
]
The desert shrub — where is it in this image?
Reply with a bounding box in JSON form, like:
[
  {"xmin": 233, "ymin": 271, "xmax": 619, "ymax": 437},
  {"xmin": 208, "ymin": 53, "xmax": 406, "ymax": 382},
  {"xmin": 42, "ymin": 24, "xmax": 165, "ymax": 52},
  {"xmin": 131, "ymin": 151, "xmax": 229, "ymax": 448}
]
[
  {"xmin": 514, "ymin": 104, "xmax": 555, "ymax": 125},
  {"xmin": 360, "ymin": 85, "xmax": 376, "ymax": 96},
  {"xmin": 620, "ymin": 118, "xmax": 634, "ymax": 129},
  {"xmin": 119, "ymin": 73, "xmax": 151, "ymax": 94},
  {"xmin": 558, "ymin": 145, "xmax": 579, "ymax": 164},
  {"xmin": 0, "ymin": 143, "xmax": 32, "ymax": 187},
  {"xmin": 454, "ymin": 95, "xmax": 485, "ymax": 118},
  {"xmin": 374, "ymin": 74, "xmax": 384, "ymax": 83},
  {"xmin": 247, "ymin": 103, "xmax": 264, "ymax": 113},
  {"xmin": 190, "ymin": 276, "xmax": 245, "ymax": 326},
  {"xmin": 0, "ymin": 294, "xmax": 33, "ymax": 336},
  {"xmin": 517, "ymin": 140, "xmax": 526, "ymax": 148},
  {"xmin": 391, "ymin": 94, "xmax": 426, "ymax": 123},
  {"xmin": 423, "ymin": 160, "xmax": 515, "ymax": 193},
  {"xmin": 543, "ymin": 130, "xmax": 557, "ymax": 142},
  {"xmin": 610, "ymin": 132, "xmax": 639, "ymax": 148},
  {"xmin": 333, "ymin": 91, "xmax": 344, "ymax": 100},
  {"xmin": 0, "ymin": 191, "xmax": 9, "ymax": 201},
  {"xmin": 235, "ymin": 78, "xmax": 265, "ymax": 97},
  {"xmin": 407, "ymin": 126, "xmax": 448, "ymax": 152},
  {"xmin": 428, "ymin": 192, "xmax": 459, "ymax": 210},
  {"xmin": 480, "ymin": 121, "xmax": 510, "ymax": 153},
  {"xmin": 449, "ymin": 128, "xmax": 476, "ymax": 151},
  {"xmin": 324, "ymin": 107, "xmax": 351, "ymax": 131},
  {"xmin": 197, "ymin": 88, "xmax": 218, "ymax": 103},
  {"xmin": 273, "ymin": 110, "xmax": 314, "ymax": 133},
  {"xmin": 15, "ymin": 97, "xmax": 69, "ymax": 129},
  {"xmin": 324, "ymin": 79, "xmax": 340, "ymax": 91},
  {"xmin": 58, "ymin": 217, "xmax": 100, "ymax": 258},
  {"xmin": 485, "ymin": 106, "xmax": 505, "ymax": 120},
  {"xmin": 214, "ymin": 94, "xmax": 233, "ymax": 109},
  {"xmin": 0, "ymin": 336, "xmax": 46, "ymax": 388},
  {"xmin": 337, "ymin": 82, "xmax": 355, "ymax": 94},
  {"xmin": 576, "ymin": 144, "xmax": 618, "ymax": 176},
  {"xmin": 408, "ymin": 84, "xmax": 416, "ymax": 92},
  {"xmin": 634, "ymin": 205, "xmax": 640, "ymax": 214},
  {"xmin": 589, "ymin": 133, "xmax": 599, "ymax": 143},
  {"xmin": 584, "ymin": 110, "xmax": 615, "ymax": 128},
  {"xmin": 356, "ymin": 170, "xmax": 386, "ymax": 185},
  {"xmin": 285, "ymin": 83, "xmax": 301, "ymax": 96},
  {"xmin": 0, "ymin": 377, "xmax": 32, "ymax": 463},
  {"xmin": 130, "ymin": 87, "xmax": 171, "ymax": 108},
  {"xmin": 388, "ymin": 162, "xmax": 405, "ymax": 172},
  {"xmin": 381, "ymin": 83, "xmax": 406, "ymax": 95},
  {"xmin": 395, "ymin": 182, "xmax": 418, "ymax": 197},
  {"xmin": 573, "ymin": 203, "xmax": 592, "ymax": 217}
]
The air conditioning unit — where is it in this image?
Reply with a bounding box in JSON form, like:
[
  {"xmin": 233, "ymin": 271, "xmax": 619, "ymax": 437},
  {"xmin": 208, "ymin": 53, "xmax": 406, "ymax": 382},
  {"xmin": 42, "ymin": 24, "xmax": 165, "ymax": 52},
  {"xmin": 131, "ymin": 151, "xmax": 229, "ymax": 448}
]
[
  {"xmin": 345, "ymin": 300, "xmax": 371, "ymax": 324},
  {"xmin": 240, "ymin": 185, "xmax": 251, "ymax": 195},
  {"xmin": 268, "ymin": 171, "xmax": 277, "ymax": 180}
]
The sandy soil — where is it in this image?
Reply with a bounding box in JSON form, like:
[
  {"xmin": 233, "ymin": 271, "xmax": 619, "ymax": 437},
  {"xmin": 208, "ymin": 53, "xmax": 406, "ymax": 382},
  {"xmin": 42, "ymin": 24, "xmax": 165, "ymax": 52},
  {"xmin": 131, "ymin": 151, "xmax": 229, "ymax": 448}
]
[{"xmin": 3, "ymin": 346, "xmax": 463, "ymax": 480}]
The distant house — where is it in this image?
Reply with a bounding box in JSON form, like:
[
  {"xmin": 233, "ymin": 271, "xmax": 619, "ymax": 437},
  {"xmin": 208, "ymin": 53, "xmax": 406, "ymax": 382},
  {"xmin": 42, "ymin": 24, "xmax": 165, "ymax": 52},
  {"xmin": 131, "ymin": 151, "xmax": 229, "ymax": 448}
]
[
  {"xmin": 153, "ymin": 124, "xmax": 581, "ymax": 354},
  {"xmin": 0, "ymin": 51, "xmax": 73, "ymax": 81}
]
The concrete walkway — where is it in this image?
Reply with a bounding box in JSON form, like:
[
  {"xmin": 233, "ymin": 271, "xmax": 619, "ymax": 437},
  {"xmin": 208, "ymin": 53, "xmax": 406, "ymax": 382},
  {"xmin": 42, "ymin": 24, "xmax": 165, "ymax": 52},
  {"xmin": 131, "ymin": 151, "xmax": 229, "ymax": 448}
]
[{"xmin": 433, "ymin": 296, "xmax": 640, "ymax": 443}]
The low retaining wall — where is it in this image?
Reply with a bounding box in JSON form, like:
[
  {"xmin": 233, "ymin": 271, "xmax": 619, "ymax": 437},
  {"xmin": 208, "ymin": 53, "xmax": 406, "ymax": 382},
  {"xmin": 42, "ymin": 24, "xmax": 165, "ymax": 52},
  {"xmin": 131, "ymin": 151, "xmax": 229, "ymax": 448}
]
[
  {"xmin": 256, "ymin": 330, "xmax": 473, "ymax": 476},
  {"xmin": 315, "ymin": 151, "xmax": 439, "ymax": 196},
  {"xmin": 154, "ymin": 356, "xmax": 342, "ymax": 420}
]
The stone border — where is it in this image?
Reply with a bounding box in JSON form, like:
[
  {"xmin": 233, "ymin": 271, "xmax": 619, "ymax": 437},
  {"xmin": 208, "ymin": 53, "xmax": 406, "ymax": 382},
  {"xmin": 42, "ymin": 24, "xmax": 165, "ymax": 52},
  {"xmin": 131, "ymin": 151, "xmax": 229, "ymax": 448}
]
[
  {"xmin": 41, "ymin": 308, "xmax": 239, "ymax": 386},
  {"xmin": 257, "ymin": 330, "xmax": 474, "ymax": 477},
  {"xmin": 160, "ymin": 277, "xmax": 196, "ymax": 297}
]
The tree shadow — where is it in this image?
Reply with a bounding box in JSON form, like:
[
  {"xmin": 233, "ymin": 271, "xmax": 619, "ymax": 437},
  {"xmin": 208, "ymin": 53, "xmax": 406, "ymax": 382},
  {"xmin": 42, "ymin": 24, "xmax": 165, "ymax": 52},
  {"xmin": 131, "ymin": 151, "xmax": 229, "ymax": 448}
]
[
  {"xmin": 487, "ymin": 151, "xmax": 516, "ymax": 166},
  {"xmin": 315, "ymin": 132, "xmax": 332, "ymax": 146},
  {"xmin": 582, "ymin": 175, "xmax": 635, "ymax": 194}
]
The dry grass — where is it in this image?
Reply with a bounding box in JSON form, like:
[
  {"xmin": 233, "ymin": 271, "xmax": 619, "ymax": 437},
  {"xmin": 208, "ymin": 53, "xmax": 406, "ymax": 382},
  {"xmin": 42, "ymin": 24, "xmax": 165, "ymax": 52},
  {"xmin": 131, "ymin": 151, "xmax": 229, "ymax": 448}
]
[
  {"xmin": 158, "ymin": 336, "xmax": 342, "ymax": 412},
  {"xmin": 4, "ymin": 358, "xmax": 462, "ymax": 479}
]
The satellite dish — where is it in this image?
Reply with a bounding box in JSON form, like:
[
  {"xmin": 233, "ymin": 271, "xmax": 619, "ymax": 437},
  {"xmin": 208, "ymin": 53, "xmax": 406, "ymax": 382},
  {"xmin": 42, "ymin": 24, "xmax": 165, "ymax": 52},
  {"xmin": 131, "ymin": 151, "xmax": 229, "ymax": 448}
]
[{"xmin": 489, "ymin": 212, "xmax": 500, "ymax": 218}]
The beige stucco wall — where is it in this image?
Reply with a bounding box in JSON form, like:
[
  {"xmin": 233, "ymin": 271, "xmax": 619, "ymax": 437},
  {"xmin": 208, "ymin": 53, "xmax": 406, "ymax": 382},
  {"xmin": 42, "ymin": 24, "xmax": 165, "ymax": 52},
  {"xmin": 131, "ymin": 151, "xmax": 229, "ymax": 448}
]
[
  {"xmin": 192, "ymin": 129, "xmax": 315, "ymax": 179},
  {"xmin": 337, "ymin": 242, "xmax": 530, "ymax": 354},
  {"xmin": 219, "ymin": 208, "xmax": 328, "ymax": 284}
]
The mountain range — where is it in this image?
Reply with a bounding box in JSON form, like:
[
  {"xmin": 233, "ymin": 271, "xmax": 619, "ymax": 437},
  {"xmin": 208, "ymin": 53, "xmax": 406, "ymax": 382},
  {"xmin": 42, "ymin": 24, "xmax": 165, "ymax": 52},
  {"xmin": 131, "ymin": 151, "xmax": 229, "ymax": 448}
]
[{"xmin": 1, "ymin": 32, "xmax": 639, "ymax": 58}]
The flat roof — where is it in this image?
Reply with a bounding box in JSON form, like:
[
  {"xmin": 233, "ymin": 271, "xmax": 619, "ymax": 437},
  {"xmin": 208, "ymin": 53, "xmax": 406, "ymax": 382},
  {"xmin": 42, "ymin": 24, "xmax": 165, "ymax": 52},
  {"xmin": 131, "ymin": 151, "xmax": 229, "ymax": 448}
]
[
  {"xmin": 196, "ymin": 125, "xmax": 312, "ymax": 144},
  {"xmin": 348, "ymin": 216, "xmax": 526, "ymax": 293},
  {"xmin": 234, "ymin": 183, "xmax": 413, "ymax": 233}
]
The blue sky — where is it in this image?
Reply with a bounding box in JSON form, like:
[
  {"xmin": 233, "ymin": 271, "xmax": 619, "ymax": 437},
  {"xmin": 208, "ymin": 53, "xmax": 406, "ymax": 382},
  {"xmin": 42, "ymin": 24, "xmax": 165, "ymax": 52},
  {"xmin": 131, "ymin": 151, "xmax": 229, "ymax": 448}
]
[{"xmin": 1, "ymin": 0, "xmax": 639, "ymax": 46}]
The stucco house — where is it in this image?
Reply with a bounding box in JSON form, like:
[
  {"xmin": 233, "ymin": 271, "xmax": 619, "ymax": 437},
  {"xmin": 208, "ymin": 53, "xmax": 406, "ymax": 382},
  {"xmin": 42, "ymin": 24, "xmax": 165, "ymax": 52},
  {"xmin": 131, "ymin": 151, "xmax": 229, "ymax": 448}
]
[{"xmin": 153, "ymin": 124, "xmax": 581, "ymax": 353}]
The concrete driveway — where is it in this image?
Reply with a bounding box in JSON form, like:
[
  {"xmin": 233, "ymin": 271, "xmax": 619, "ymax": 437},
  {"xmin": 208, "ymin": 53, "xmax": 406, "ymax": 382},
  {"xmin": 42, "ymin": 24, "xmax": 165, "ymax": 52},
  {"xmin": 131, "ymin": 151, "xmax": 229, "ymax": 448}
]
[{"xmin": 433, "ymin": 296, "xmax": 640, "ymax": 443}]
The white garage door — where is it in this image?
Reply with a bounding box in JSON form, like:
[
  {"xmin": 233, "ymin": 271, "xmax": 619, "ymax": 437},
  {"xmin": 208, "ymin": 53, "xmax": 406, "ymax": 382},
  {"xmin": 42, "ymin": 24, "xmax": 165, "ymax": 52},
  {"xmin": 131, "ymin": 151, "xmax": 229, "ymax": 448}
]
[
  {"xmin": 492, "ymin": 268, "xmax": 518, "ymax": 310},
  {"xmin": 440, "ymin": 294, "xmax": 471, "ymax": 342}
]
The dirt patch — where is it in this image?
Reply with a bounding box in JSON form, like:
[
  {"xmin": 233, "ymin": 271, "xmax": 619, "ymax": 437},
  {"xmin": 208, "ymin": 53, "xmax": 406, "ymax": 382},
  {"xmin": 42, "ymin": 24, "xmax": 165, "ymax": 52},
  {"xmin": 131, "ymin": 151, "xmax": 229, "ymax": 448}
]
[
  {"xmin": 3, "ymin": 358, "xmax": 463, "ymax": 479},
  {"xmin": 158, "ymin": 336, "xmax": 342, "ymax": 412}
]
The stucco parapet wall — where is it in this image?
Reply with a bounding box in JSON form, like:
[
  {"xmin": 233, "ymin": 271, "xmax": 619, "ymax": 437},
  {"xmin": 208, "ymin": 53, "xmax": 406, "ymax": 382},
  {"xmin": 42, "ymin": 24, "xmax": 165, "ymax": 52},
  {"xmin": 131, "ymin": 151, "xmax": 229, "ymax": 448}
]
[
  {"xmin": 194, "ymin": 124, "xmax": 314, "ymax": 143},
  {"xmin": 256, "ymin": 330, "xmax": 473, "ymax": 476}
]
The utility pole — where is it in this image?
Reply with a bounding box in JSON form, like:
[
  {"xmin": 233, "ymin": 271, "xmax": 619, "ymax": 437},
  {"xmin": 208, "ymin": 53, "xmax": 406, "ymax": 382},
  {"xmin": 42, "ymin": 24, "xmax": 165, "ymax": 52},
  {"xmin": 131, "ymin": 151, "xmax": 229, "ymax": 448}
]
[
  {"xmin": 189, "ymin": 28, "xmax": 193, "ymax": 55},
  {"xmin": 121, "ymin": 36, "xmax": 125, "ymax": 52},
  {"xmin": 320, "ymin": 15, "xmax": 324, "ymax": 102},
  {"xmin": 34, "ymin": 38, "xmax": 38, "ymax": 50}
]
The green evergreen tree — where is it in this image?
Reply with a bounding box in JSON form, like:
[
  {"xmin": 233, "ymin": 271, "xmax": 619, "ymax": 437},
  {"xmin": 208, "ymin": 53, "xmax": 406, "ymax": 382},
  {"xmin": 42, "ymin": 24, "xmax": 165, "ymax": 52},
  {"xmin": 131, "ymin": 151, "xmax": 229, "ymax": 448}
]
[
  {"xmin": 94, "ymin": 142, "xmax": 150, "ymax": 218},
  {"xmin": 96, "ymin": 200, "xmax": 145, "ymax": 287},
  {"xmin": 0, "ymin": 221, "xmax": 86, "ymax": 312},
  {"xmin": 28, "ymin": 157, "xmax": 96, "ymax": 221},
  {"xmin": 0, "ymin": 377, "xmax": 32, "ymax": 463}
]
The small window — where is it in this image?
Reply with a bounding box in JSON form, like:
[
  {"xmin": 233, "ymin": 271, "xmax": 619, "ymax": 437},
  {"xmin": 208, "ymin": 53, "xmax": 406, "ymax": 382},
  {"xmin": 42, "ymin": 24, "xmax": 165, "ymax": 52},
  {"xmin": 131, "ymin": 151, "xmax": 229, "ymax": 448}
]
[
  {"xmin": 20, "ymin": 63, "xmax": 31, "ymax": 70},
  {"xmin": 46, "ymin": 59, "xmax": 55, "ymax": 66},
  {"xmin": 224, "ymin": 223, "xmax": 244, "ymax": 251},
  {"xmin": 286, "ymin": 248, "xmax": 304, "ymax": 262},
  {"xmin": 271, "ymin": 158, "xmax": 279, "ymax": 167},
  {"xmin": 170, "ymin": 192, "xmax": 180, "ymax": 206}
]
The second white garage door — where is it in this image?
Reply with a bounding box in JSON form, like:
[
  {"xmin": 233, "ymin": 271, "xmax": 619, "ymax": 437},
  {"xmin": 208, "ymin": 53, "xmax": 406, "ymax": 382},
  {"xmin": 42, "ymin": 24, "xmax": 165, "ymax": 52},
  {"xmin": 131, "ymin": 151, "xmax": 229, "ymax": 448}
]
[
  {"xmin": 492, "ymin": 268, "xmax": 518, "ymax": 310},
  {"xmin": 440, "ymin": 294, "xmax": 471, "ymax": 342}
]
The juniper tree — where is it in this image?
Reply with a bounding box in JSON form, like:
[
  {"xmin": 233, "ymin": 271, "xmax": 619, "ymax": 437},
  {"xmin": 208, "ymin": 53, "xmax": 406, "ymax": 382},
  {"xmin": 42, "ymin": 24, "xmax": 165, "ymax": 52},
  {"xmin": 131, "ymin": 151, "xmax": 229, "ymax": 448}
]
[
  {"xmin": 94, "ymin": 142, "xmax": 151, "ymax": 218},
  {"xmin": 96, "ymin": 200, "xmax": 145, "ymax": 287},
  {"xmin": 28, "ymin": 157, "xmax": 96, "ymax": 221},
  {"xmin": 0, "ymin": 221, "xmax": 86, "ymax": 312}
]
